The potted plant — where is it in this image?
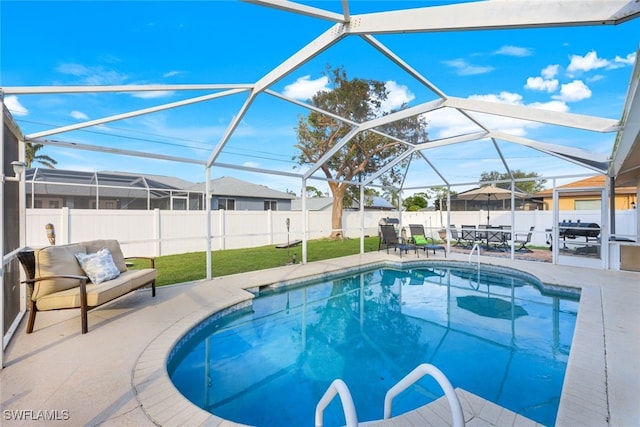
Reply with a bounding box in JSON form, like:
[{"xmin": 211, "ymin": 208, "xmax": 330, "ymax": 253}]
[{"xmin": 438, "ymin": 228, "xmax": 447, "ymax": 242}]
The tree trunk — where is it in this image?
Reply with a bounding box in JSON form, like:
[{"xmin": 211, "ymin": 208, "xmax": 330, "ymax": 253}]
[{"xmin": 329, "ymin": 186, "xmax": 346, "ymax": 239}]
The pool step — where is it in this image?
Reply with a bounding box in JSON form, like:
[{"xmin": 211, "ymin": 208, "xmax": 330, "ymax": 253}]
[{"xmin": 361, "ymin": 388, "xmax": 543, "ymax": 427}]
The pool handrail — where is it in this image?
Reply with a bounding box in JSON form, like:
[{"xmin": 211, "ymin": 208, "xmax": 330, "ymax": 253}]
[
  {"xmin": 383, "ymin": 363, "xmax": 465, "ymax": 427},
  {"xmin": 469, "ymin": 242, "xmax": 480, "ymax": 267},
  {"xmin": 315, "ymin": 378, "xmax": 358, "ymax": 427}
]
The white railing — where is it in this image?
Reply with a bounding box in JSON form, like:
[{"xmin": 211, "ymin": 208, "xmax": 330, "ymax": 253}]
[
  {"xmin": 315, "ymin": 379, "xmax": 359, "ymax": 427},
  {"xmin": 384, "ymin": 363, "xmax": 465, "ymax": 427}
]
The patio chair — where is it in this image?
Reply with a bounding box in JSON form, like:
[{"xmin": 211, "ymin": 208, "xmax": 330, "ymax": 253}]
[
  {"xmin": 379, "ymin": 224, "xmax": 418, "ymax": 258},
  {"xmin": 487, "ymin": 226, "xmax": 505, "ymax": 251},
  {"xmin": 515, "ymin": 226, "xmax": 535, "ymax": 252},
  {"xmin": 408, "ymin": 224, "xmax": 447, "ymax": 257},
  {"xmin": 461, "ymin": 225, "xmax": 480, "ymax": 248},
  {"xmin": 449, "ymin": 225, "xmax": 464, "ymax": 246}
]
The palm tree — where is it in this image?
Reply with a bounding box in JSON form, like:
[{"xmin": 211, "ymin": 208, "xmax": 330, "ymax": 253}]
[
  {"xmin": 25, "ymin": 142, "xmax": 57, "ymax": 168},
  {"xmin": 382, "ymin": 187, "xmax": 400, "ymax": 209}
]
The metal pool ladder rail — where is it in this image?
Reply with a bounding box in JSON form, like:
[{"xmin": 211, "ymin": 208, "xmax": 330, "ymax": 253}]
[
  {"xmin": 469, "ymin": 242, "xmax": 480, "ymax": 267},
  {"xmin": 315, "ymin": 379, "xmax": 358, "ymax": 427},
  {"xmin": 315, "ymin": 363, "xmax": 464, "ymax": 427}
]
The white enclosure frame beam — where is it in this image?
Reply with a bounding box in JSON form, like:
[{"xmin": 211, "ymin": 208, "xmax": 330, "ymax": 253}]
[
  {"xmin": 26, "ymin": 89, "xmax": 249, "ymax": 140},
  {"xmin": 444, "ymin": 97, "xmax": 620, "ymax": 132},
  {"xmin": 348, "ymin": 1, "xmax": 640, "ymax": 34}
]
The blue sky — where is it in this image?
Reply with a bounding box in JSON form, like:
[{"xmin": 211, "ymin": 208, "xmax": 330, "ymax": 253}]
[{"xmin": 2, "ymin": 1, "xmax": 639, "ymax": 195}]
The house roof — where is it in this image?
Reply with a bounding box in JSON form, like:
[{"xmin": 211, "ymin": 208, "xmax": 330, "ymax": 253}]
[
  {"xmin": 536, "ymin": 175, "xmax": 637, "ymax": 197},
  {"xmin": 291, "ymin": 197, "xmax": 334, "ymax": 211},
  {"xmin": 188, "ymin": 176, "xmax": 296, "ymax": 199}
]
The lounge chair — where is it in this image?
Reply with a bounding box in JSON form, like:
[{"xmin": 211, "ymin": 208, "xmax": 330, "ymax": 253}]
[
  {"xmin": 379, "ymin": 224, "xmax": 418, "ymax": 258},
  {"xmin": 408, "ymin": 224, "xmax": 446, "ymax": 257},
  {"xmin": 515, "ymin": 226, "xmax": 535, "ymax": 252}
]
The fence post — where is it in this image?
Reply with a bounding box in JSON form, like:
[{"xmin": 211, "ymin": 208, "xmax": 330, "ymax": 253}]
[
  {"xmin": 154, "ymin": 208, "xmax": 161, "ymax": 257},
  {"xmin": 268, "ymin": 209, "xmax": 273, "ymax": 246},
  {"xmin": 60, "ymin": 207, "xmax": 70, "ymax": 244},
  {"xmin": 220, "ymin": 209, "xmax": 226, "ymax": 250}
]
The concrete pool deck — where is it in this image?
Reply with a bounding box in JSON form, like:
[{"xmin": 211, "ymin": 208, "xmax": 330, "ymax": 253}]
[{"xmin": 1, "ymin": 250, "xmax": 638, "ymax": 426}]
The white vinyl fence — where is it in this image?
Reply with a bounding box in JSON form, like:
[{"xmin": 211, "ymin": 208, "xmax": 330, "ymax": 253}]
[{"xmin": 25, "ymin": 208, "xmax": 637, "ymax": 258}]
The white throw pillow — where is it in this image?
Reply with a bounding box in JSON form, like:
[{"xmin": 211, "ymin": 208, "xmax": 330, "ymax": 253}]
[{"xmin": 75, "ymin": 248, "xmax": 121, "ymax": 284}]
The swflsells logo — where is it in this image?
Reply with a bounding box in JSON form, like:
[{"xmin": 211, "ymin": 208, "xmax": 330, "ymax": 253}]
[{"xmin": 3, "ymin": 409, "xmax": 70, "ymax": 421}]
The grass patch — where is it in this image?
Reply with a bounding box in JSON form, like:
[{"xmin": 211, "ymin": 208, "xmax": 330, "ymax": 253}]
[{"xmin": 135, "ymin": 236, "xmax": 381, "ymax": 287}]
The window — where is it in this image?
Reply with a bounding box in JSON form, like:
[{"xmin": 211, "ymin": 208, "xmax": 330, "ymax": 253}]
[
  {"xmin": 48, "ymin": 200, "xmax": 60, "ymax": 208},
  {"xmin": 218, "ymin": 198, "xmax": 235, "ymax": 210},
  {"xmin": 264, "ymin": 200, "xmax": 277, "ymax": 211}
]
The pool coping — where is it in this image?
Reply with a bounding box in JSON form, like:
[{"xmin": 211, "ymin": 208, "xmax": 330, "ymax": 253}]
[{"xmin": 133, "ymin": 256, "xmax": 596, "ymax": 427}]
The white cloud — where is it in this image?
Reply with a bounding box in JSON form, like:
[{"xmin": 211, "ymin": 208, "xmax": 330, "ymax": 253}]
[
  {"xmin": 243, "ymin": 161, "xmax": 259, "ymax": 168},
  {"xmin": 163, "ymin": 70, "xmax": 182, "ymax": 78},
  {"xmin": 567, "ymin": 51, "xmax": 609, "ymax": 74},
  {"xmin": 553, "ymin": 80, "xmax": 592, "ymax": 102},
  {"xmin": 421, "ymin": 92, "xmax": 571, "ymax": 140},
  {"xmin": 379, "ymin": 80, "xmax": 414, "ymax": 112},
  {"xmin": 524, "ymin": 76, "xmax": 558, "ymax": 92},
  {"xmin": 587, "ymin": 74, "xmax": 605, "ymax": 83},
  {"xmin": 470, "ymin": 92, "xmax": 523, "ymax": 105},
  {"xmin": 4, "ymin": 95, "xmax": 28, "ymax": 116},
  {"xmin": 541, "ymin": 64, "xmax": 559, "ymax": 79},
  {"xmin": 442, "ymin": 59, "xmax": 494, "ymax": 76},
  {"xmin": 283, "ymin": 75, "xmax": 330, "ymax": 100},
  {"xmin": 70, "ymin": 110, "xmax": 89, "ymax": 120},
  {"xmin": 609, "ymin": 52, "xmax": 637, "ymax": 69},
  {"xmin": 131, "ymin": 90, "xmax": 175, "ymax": 99},
  {"xmin": 528, "ymin": 100, "xmax": 570, "ymax": 113},
  {"xmin": 56, "ymin": 63, "xmax": 129, "ymax": 85},
  {"xmin": 494, "ymin": 45, "xmax": 532, "ymax": 57}
]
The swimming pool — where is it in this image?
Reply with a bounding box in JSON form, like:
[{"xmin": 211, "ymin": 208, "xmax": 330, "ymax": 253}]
[{"xmin": 168, "ymin": 263, "xmax": 579, "ymax": 426}]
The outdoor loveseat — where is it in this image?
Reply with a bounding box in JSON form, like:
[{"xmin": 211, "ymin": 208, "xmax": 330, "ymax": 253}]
[{"xmin": 18, "ymin": 239, "xmax": 156, "ymax": 334}]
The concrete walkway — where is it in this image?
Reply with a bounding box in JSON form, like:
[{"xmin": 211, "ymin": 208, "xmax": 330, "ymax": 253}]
[{"xmin": 1, "ymin": 251, "xmax": 638, "ymax": 426}]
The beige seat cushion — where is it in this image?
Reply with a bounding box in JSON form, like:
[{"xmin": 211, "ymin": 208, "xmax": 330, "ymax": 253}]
[
  {"xmin": 36, "ymin": 275, "xmax": 133, "ymax": 311},
  {"xmin": 126, "ymin": 269, "xmax": 157, "ymax": 289},
  {"xmin": 35, "ymin": 269, "xmax": 156, "ymax": 311},
  {"xmin": 33, "ymin": 243, "xmax": 86, "ymax": 300}
]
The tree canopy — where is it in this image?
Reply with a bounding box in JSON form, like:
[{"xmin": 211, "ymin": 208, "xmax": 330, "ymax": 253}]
[
  {"xmin": 294, "ymin": 66, "xmax": 428, "ymax": 238},
  {"xmin": 25, "ymin": 142, "xmax": 57, "ymax": 169},
  {"xmin": 480, "ymin": 170, "xmax": 546, "ymax": 194}
]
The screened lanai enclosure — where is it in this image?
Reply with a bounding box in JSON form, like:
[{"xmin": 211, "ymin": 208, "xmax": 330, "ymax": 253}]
[
  {"xmin": 2, "ymin": 0, "xmax": 640, "ymax": 366},
  {"xmin": 25, "ymin": 168, "xmax": 204, "ymax": 210}
]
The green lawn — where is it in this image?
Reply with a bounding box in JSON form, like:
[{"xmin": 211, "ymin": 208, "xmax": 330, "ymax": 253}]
[{"xmin": 140, "ymin": 236, "xmax": 382, "ymax": 287}]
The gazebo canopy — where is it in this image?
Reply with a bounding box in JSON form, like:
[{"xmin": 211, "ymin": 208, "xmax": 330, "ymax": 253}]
[{"xmin": 2, "ymin": 0, "xmax": 640, "ymax": 193}]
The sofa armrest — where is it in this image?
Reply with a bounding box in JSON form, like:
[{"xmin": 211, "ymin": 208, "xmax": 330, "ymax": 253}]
[
  {"xmin": 124, "ymin": 256, "xmax": 155, "ymax": 269},
  {"xmin": 22, "ymin": 274, "xmax": 88, "ymax": 287},
  {"xmin": 22, "ymin": 275, "xmax": 89, "ymax": 314}
]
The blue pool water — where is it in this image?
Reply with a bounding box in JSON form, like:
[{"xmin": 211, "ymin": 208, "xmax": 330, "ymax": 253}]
[{"xmin": 168, "ymin": 264, "xmax": 579, "ymax": 426}]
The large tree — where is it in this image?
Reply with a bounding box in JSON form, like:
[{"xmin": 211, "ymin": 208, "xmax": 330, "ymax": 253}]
[
  {"xmin": 480, "ymin": 169, "xmax": 546, "ymax": 194},
  {"xmin": 25, "ymin": 142, "xmax": 57, "ymax": 168},
  {"xmin": 294, "ymin": 66, "xmax": 428, "ymax": 238}
]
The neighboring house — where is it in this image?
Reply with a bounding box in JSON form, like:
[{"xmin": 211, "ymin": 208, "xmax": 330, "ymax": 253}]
[
  {"xmin": 25, "ymin": 169, "xmax": 295, "ymax": 211},
  {"xmin": 291, "ymin": 196, "xmax": 395, "ymax": 211},
  {"xmin": 188, "ymin": 176, "xmax": 296, "ymax": 211},
  {"xmin": 535, "ymin": 175, "xmax": 637, "ymax": 210}
]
